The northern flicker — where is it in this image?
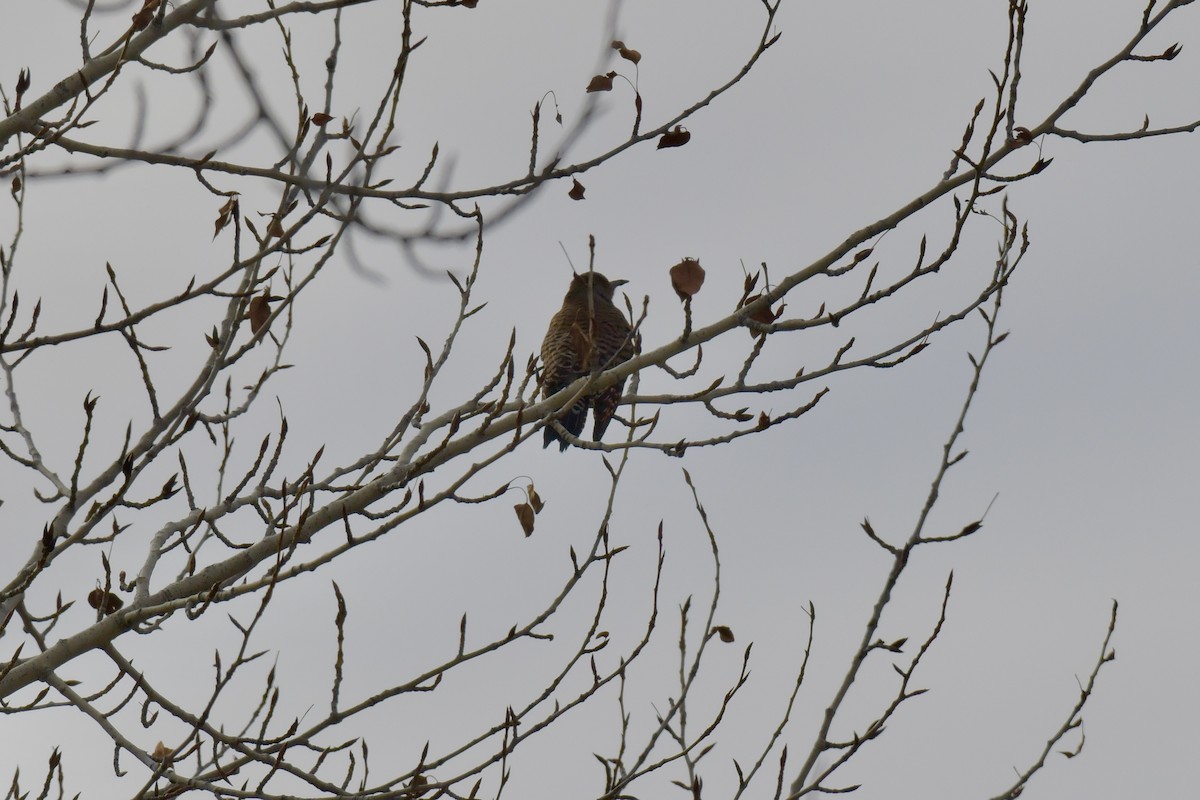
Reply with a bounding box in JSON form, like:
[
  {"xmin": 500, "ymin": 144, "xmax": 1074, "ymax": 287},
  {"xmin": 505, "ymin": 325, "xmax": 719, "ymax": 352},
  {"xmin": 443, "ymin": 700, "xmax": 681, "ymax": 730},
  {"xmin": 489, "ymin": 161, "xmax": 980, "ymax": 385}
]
[{"xmin": 540, "ymin": 272, "xmax": 636, "ymax": 451}]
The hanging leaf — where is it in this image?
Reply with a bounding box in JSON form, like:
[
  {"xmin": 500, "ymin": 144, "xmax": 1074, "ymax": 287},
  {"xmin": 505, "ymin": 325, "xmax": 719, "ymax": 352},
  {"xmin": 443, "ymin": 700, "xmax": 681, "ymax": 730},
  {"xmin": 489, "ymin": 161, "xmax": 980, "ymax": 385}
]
[
  {"xmin": 586, "ymin": 72, "xmax": 617, "ymax": 93},
  {"xmin": 514, "ymin": 503, "xmax": 536, "ymax": 537},
  {"xmin": 568, "ymin": 179, "xmax": 586, "ymax": 200},
  {"xmin": 711, "ymin": 625, "xmax": 735, "ymax": 643},
  {"xmin": 611, "ymin": 40, "xmax": 642, "ymax": 64},
  {"xmin": 657, "ymin": 126, "xmax": 691, "ymax": 149},
  {"xmin": 212, "ymin": 196, "xmax": 238, "ymax": 240}
]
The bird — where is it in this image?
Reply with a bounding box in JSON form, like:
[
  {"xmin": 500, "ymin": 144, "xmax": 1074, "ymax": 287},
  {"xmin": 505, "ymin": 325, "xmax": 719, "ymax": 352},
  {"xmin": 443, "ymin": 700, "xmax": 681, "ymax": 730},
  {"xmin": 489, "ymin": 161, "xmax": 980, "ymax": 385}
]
[{"xmin": 540, "ymin": 271, "xmax": 636, "ymax": 451}]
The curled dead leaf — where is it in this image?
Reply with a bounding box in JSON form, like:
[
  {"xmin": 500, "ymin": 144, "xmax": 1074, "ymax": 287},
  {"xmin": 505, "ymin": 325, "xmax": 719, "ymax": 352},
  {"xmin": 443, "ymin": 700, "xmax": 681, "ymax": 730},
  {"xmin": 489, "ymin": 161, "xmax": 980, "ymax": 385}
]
[
  {"xmin": 212, "ymin": 196, "xmax": 238, "ymax": 240},
  {"xmin": 712, "ymin": 625, "xmax": 735, "ymax": 643},
  {"xmin": 568, "ymin": 179, "xmax": 586, "ymax": 200},
  {"xmin": 611, "ymin": 40, "xmax": 642, "ymax": 64},
  {"xmin": 669, "ymin": 258, "xmax": 705, "ymax": 301},
  {"xmin": 528, "ymin": 485, "xmax": 545, "ymax": 514},
  {"xmin": 586, "ymin": 72, "xmax": 617, "ymax": 93},
  {"xmin": 657, "ymin": 126, "xmax": 691, "ymax": 149},
  {"xmin": 742, "ymin": 292, "xmax": 781, "ymax": 331},
  {"xmin": 514, "ymin": 503, "xmax": 536, "ymax": 537}
]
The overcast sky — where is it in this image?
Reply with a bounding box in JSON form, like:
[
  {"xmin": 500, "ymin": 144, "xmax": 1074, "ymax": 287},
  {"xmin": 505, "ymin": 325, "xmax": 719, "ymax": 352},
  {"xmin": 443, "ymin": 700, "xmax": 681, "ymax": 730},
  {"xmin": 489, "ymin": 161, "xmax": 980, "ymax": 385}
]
[{"xmin": 1, "ymin": 1, "xmax": 1197, "ymax": 798}]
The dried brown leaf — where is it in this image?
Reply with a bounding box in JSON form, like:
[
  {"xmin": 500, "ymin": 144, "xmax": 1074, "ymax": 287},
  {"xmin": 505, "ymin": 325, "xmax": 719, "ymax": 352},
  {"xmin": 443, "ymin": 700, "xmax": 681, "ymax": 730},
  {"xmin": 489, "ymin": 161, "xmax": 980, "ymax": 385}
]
[
  {"xmin": 514, "ymin": 503, "xmax": 536, "ymax": 537},
  {"xmin": 528, "ymin": 485, "xmax": 545, "ymax": 514},
  {"xmin": 213, "ymin": 196, "xmax": 238, "ymax": 240},
  {"xmin": 657, "ymin": 126, "xmax": 691, "ymax": 149},
  {"xmin": 669, "ymin": 257, "xmax": 705, "ymax": 301},
  {"xmin": 586, "ymin": 72, "xmax": 616, "ymax": 93},
  {"xmin": 612, "ymin": 40, "xmax": 642, "ymax": 64},
  {"xmin": 743, "ymin": 293, "xmax": 781, "ymax": 330},
  {"xmin": 712, "ymin": 625, "xmax": 735, "ymax": 643}
]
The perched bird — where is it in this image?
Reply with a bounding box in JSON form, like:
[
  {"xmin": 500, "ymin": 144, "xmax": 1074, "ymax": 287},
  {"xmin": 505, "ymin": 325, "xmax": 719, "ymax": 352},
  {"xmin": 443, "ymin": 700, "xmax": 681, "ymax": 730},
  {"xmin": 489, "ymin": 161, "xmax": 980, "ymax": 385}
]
[{"xmin": 540, "ymin": 272, "xmax": 636, "ymax": 450}]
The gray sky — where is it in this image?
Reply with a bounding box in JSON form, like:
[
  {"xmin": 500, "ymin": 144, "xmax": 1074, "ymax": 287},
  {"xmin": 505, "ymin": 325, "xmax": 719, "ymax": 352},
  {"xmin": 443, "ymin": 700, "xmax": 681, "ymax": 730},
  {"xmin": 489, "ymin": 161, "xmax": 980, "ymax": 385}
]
[{"xmin": 0, "ymin": 1, "xmax": 1196, "ymax": 797}]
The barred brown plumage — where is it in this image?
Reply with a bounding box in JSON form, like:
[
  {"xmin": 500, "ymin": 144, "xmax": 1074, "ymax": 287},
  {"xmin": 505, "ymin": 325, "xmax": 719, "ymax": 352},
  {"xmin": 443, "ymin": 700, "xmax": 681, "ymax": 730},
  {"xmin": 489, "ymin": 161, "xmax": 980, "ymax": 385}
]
[{"xmin": 539, "ymin": 272, "xmax": 636, "ymax": 451}]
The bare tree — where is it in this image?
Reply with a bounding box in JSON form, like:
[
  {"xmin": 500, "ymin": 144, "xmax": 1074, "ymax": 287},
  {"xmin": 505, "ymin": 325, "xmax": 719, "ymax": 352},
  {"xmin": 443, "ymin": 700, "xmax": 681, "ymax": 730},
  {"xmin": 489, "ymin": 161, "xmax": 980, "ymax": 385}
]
[{"xmin": 0, "ymin": 1, "xmax": 1194, "ymax": 797}]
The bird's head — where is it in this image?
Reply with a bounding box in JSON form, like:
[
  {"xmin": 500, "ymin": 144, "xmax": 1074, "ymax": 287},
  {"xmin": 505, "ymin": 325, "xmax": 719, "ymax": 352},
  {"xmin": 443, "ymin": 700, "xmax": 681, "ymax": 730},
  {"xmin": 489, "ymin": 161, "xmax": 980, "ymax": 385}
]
[{"xmin": 566, "ymin": 271, "xmax": 628, "ymax": 303}]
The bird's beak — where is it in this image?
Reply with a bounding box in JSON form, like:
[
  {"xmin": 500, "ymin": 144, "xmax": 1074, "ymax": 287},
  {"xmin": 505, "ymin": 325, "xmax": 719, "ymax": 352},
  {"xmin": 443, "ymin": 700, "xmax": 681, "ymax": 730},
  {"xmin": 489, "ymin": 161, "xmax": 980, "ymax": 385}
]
[{"xmin": 611, "ymin": 279, "xmax": 629, "ymax": 288}]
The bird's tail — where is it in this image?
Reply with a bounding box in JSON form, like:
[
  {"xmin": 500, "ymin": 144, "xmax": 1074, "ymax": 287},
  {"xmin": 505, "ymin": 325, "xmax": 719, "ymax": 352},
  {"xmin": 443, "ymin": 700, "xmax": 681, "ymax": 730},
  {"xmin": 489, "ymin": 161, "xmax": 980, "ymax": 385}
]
[{"xmin": 543, "ymin": 398, "xmax": 588, "ymax": 451}]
